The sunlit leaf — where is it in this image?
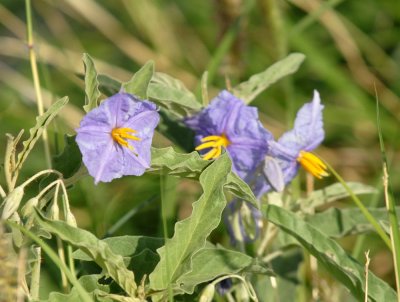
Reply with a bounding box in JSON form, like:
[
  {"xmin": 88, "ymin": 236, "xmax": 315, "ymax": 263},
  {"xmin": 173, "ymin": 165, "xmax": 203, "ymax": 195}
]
[
  {"xmin": 15, "ymin": 97, "xmax": 69, "ymax": 172},
  {"xmin": 83, "ymin": 53, "xmax": 101, "ymax": 113},
  {"xmin": 232, "ymin": 53, "xmax": 305, "ymax": 104},
  {"xmin": 176, "ymin": 246, "xmax": 254, "ymax": 294},
  {"xmin": 149, "ymin": 154, "xmax": 231, "ymax": 296},
  {"xmin": 265, "ymin": 205, "xmax": 397, "ymax": 302},
  {"xmin": 148, "ymin": 72, "xmax": 201, "ymax": 116},
  {"xmin": 34, "ymin": 211, "xmax": 138, "ymax": 298},
  {"xmin": 122, "ymin": 61, "xmax": 154, "ymax": 99}
]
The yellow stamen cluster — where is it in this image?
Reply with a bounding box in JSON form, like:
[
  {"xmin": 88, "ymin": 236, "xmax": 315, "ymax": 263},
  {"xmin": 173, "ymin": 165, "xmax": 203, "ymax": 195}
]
[
  {"xmin": 297, "ymin": 151, "xmax": 328, "ymax": 179},
  {"xmin": 195, "ymin": 134, "xmax": 230, "ymax": 160},
  {"xmin": 111, "ymin": 127, "xmax": 140, "ymax": 151}
]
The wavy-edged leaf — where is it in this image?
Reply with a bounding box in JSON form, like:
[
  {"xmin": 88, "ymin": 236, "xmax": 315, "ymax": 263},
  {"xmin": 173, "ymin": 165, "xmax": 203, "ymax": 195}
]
[
  {"xmin": 46, "ymin": 274, "xmax": 111, "ymax": 302},
  {"xmin": 299, "ymin": 182, "xmax": 377, "ymax": 212},
  {"xmin": 265, "ymin": 205, "xmax": 397, "ymax": 302},
  {"xmin": 149, "ymin": 147, "xmax": 210, "ymax": 178},
  {"xmin": 148, "ymin": 72, "xmax": 201, "ymax": 116},
  {"xmin": 15, "ymin": 97, "xmax": 69, "ymax": 171},
  {"xmin": 149, "ymin": 154, "xmax": 231, "ymax": 295},
  {"xmin": 53, "ymin": 135, "xmax": 82, "ymax": 179},
  {"xmin": 83, "ymin": 53, "xmax": 101, "ymax": 112},
  {"xmin": 34, "ymin": 211, "xmax": 138, "ymax": 298},
  {"xmin": 233, "ymin": 53, "xmax": 305, "ymax": 104},
  {"xmin": 150, "ymin": 147, "xmax": 258, "ymax": 207},
  {"xmin": 176, "ymin": 247, "xmax": 253, "ymax": 294},
  {"xmin": 122, "ymin": 61, "xmax": 154, "ymax": 99},
  {"xmin": 73, "ymin": 235, "xmax": 163, "ymax": 261}
]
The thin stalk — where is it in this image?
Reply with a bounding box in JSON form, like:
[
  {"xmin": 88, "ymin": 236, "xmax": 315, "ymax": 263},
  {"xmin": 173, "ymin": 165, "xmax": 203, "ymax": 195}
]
[
  {"xmin": 325, "ymin": 162, "xmax": 392, "ymax": 249},
  {"xmin": 29, "ymin": 247, "xmax": 41, "ymax": 300},
  {"xmin": 160, "ymin": 174, "xmax": 173, "ymax": 302},
  {"xmin": 364, "ymin": 250, "xmax": 370, "ymax": 302},
  {"xmin": 7, "ymin": 221, "xmax": 92, "ymax": 302},
  {"xmin": 383, "ymin": 165, "xmax": 400, "ymax": 299},
  {"xmin": 376, "ymin": 95, "xmax": 400, "ymax": 300},
  {"xmin": 25, "ymin": 0, "xmax": 52, "ymax": 168}
]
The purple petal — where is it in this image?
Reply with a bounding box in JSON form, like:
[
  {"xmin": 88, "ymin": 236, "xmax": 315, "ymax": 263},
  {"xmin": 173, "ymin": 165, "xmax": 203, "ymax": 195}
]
[
  {"xmin": 262, "ymin": 156, "xmax": 284, "ymax": 192},
  {"xmin": 276, "ymin": 90, "xmax": 324, "ymax": 153},
  {"xmin": 75, "ymin": 92, "xmax": 159, "ymax": 184},
  {"xmin": 185, "ymin": 90, "xmax": 272, "ymax": 179}
]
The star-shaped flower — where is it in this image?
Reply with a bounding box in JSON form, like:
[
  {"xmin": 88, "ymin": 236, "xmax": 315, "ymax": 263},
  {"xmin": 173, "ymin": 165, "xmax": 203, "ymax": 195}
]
[
  {"xmin": 184, "ymin": 90, "xmax": 273, "ymax": 179},
  {"xmin": 255, "ymin": 90, "xmax": 327, "ymax": 197},
  {"xmin": 76, "ymin": 93, "xmax": 160, "ymax": 184}
]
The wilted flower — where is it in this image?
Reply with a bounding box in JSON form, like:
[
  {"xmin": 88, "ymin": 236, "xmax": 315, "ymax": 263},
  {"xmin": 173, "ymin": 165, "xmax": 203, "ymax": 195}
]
[
  {"xmin": 184, "ymin": 90, "xmax": 272, "ymax": 179},
  {"xmin": 76, "ymin": 93, "xmax": 159, "ymax": 184},
  {"xmin": 225, "ymin": 199, "xmax": 263, "ymax": 244},
  {"xmin": 256, "ymin": 90, "xmax": 327, "ymax": 196}
]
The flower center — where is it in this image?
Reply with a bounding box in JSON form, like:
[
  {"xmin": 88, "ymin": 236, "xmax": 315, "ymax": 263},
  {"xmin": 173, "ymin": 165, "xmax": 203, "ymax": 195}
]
[
  {"xmin": 195, "ymin": 134, "xmax": 230, "ymax": 160},
  {"xmin": 111, "ymin": 127, "xmax": 141, "ymax": 151},
  {"xmin": 297, "ymin": 151, "xmax": 328, "ymax": 179}
]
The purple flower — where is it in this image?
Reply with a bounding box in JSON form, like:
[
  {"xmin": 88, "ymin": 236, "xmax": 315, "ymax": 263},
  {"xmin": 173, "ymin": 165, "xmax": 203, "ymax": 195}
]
[
  {"xmin": 184, "ymin": 90, "xmax": 272, "ymax": 179},
  {"xmin": 256, "ymin": 90, "xmax": 327, "ymax": 197},
  {"xmin": 76, "ymin": 93, "xmax": 159, "ymax": 184}
]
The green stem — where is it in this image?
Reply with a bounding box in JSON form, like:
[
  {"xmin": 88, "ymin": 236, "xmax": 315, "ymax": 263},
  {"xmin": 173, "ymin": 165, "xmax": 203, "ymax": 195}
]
[
  {"xmin": 7, "ymin": 221, "xmax": 92, "ymax": 302},
  {"xmin": 25, "ymin": 0, "xmax": 52, "ymax": 168},
  {"xmin": 160, "ymin": 174, "xmax": 173, "ymax": 302},
  {"xmin": 326, "ymin": 162, "xmax": 392, "ymax": 250},
  {"xmin": 30, "ymin": 246, "xmax": 41, "ymax": 300}
]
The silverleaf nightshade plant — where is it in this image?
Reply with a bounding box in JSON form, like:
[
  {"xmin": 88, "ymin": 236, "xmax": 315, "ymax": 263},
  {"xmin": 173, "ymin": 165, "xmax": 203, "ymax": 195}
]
[
  {"xmin": 184, "ymin": 90, "xmax": 273, "ymax": 179},
  {"xmin": 76, "ymin": 93, "xmax": 160, "ymax": 184}
]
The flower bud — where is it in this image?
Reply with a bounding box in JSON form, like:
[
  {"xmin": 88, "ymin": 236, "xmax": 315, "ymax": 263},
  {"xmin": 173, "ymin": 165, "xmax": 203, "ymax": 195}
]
[
  {"xmin": 1, "ymin": 186, "xmax": 24, "ymax": 220},
  {"xmin": 199, "ymin": 283, "xmax": 215, "ymax": 302}
]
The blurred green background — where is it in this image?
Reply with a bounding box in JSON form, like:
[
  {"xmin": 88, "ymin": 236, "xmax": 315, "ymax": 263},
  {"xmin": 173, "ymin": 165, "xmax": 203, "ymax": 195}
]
[{"xmin": 1, "ymin": 0, "xmax": 400, "ymax": 296}]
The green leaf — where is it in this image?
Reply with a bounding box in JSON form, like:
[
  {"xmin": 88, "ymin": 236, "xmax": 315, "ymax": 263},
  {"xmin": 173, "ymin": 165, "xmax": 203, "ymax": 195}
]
[
  {"xmin": 83, "ymin": 53, "xmax": 101, "ymax": 112},
  {"xmin": 149, "ymin": 154, "xmax": 231, "ymax": 294},
  {"xmin": 176, "ymin": 247, "xmax": 253, "ymax": 294},
  {"xmin": 299, "ymin": 182, "xmax": 377, "ymax": 212},
  {"xmin": 149, "ymin": 147, "xmax": 210, "ymax": 179},
  {"xmin": 265, "ymin": 205, "xmax": 398, "ymax": 302},
  {"xmin": 122, "ymin": 61, "xmax": 154, "ymax": 99},
  {"xmin": 46, "ymin": 274, "xmax": 111, "ymax": 302},
  {"xmin": 148, "ymin": 72, "xmax": 201, "ymax": 116},
  {"xmin": 306, "ymin": 207, "xmax": 400, "ymax": 238},
  {"xmin": 15, "ymin": 97, "xmax": 69, "ymax": 172},
  {"xmin": 150, "ymin": 147, "xmax": 258, "ymax": 207},
  {"xmin": 73, "ymin": 235, "xmax": 163, "ymax": 261},
  {"xmin": 34, "ymin": 211, "xmax": 138, "ymax": 298},
  {"xmin": 232, "ymin": 53, "xmax": 305, "ymax": 103}
]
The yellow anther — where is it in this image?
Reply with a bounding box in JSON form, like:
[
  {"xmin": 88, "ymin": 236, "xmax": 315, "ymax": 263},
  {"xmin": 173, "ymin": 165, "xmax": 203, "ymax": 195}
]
[
  {"xmin": 111, "ymin": 127, "xmax": 140, "ymax": 151},
  {"xmin": 297, "ymin": 151, "xmax": 329, "ymax": 179},
  {"xmin": 195, "ymin": 134, "xmax": 230, "ymax": 160}
]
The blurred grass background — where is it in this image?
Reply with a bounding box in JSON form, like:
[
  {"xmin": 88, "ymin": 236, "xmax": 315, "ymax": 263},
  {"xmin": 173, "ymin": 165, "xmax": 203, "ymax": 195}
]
[{"xmin": 0, "ymin": 0, "xmax": 400, "ymax": 296}]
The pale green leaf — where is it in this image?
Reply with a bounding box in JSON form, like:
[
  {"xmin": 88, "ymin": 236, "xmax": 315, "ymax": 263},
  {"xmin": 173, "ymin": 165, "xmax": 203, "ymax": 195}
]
[
  {"xmin": 232, "ymin": 53, "xmax": 305, "ymax": 103},
  {"xmin": 176, "ymin": 247, "xmax": 253, "ymax": 294},
  {"xmin": 265, "ymin": 205, "xmax": 397, "ymax": 302},
  {"xmin": 34, "ymin": 211, "xmax": 138, "ymax": 298},
  {"xmin": 122, "ymin": 61, "xmax": 154, "ymax": 99},
  {"xmin": 73, "ymin": 235, "xmax": 163, "ymax": 261},
  {"xmin": 299, "ymin": 182, "xmax": 377, "ymax": 212},
  {"xmin": 46, "ymin": 274, "xmax": 111, "ymax": 302},
  {"xmin": 15, "ymin": 97, "xmax": 69, "ymax": 172},
  {"xmin": 149, "ymin": 154, "xmax": 231, "ymax": 295},
  {"xmin": 306, "ymin": 206, "xmax": 400, "ymax": 238},
  {"xmin": 148, "ymin": 72, "xmax": 201, "ymax": 116},
  {"xmin": 149, "ymin": 147, "xmax": 209, "ymax": 179},
  {"xmin": 150, "ymin": 147, "xmax": 258, "ymax": 207},
  {"xmin": 83, "ymin": 53, "xmax": 101, "ymax": 112}
]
